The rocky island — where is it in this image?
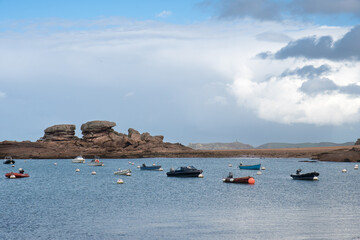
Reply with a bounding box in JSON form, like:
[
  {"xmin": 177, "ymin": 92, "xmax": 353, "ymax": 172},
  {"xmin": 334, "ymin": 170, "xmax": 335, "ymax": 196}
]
[{"xmin": 0, "ymin": 120, "xmax": 359, "ymax": 162}]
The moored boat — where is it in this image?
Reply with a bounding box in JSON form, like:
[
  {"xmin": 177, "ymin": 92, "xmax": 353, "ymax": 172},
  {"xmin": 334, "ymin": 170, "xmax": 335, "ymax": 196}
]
[
  {"xmin": 3, "ymin": 156, "xmax": 15, "ymax": 164},
  {"xmin": 222, "ymin": 173, "xmax": 255, "ymax": 184},
  {"xmin": 290, "ymin": 169, "xmax": 319, "ymax": 180},
  {"xmin": 140, "ymin": 164, "xmax": 162, "ymax": 171},
  {"xmin": 5, "ymin": 172, "xmax": 29, "ymax": 178},
  {"xmin": 114, "ymin": 168, "xmax": 131, "ymax": 175},
  {"xmin": 239, "ymin": 163, "xmax": 261, "ymax": 170},
  {"xmin": 166, "ymin": 166, "xmax": 203, "ymax": 177},
  {"xmin": 72, "ymin": 155, "xmax": 85, "ymax": 163},
  {"xmin": 87, "ymin": 157, "xmax": 104, "ymax": 166}
]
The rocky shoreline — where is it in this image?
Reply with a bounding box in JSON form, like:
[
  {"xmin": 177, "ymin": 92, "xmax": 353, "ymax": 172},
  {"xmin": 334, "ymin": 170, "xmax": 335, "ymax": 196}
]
[{"xmin": 0, "ymin": 120, "xmax": 359, "ymax": 162}]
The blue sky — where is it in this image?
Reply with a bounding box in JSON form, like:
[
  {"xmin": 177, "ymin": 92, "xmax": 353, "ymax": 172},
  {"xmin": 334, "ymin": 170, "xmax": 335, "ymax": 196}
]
[{"xmin": 1, "ymin": 0, "xmax": 360, "ymax": 146}]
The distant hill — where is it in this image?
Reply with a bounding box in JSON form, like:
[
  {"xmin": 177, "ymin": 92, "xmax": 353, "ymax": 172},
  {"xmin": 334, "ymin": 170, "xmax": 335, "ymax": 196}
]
[
  {"xmin": 256, "ymin": 142, "xmax": 354, "ymax": 149},
  {"xmin": 188, "ymin": 142, "xmax": 254, "ymax": 150}
]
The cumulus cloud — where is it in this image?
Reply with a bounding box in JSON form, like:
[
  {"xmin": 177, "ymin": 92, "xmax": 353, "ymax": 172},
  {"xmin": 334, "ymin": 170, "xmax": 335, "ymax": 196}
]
[{"xmin": 268, "ymin": 25, "xmax": 360, "ymax": 61}]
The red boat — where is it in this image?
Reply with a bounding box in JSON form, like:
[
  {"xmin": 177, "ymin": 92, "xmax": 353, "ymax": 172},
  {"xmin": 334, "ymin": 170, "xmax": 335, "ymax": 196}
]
[
  {"xmin": 5, "ymin": 172, "xmax": 30, "ymax": 178},
  {"xmin": 223, "ymin": 176, "xmax": 255, "ymax": 184}
]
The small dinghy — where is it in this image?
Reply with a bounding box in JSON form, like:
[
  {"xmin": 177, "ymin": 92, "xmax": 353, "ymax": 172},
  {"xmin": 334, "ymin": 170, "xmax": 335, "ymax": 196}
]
[
  {"xmin": 5, "ymin": 168, "xmax": 29, "ymax": 178},
  {"xmin": 114, "ymin": 169, "xmax": 131, "ymax": 175},
  {"xmin": 3, "ymin": 156, "xmax": 15, "ymax": 165},
  {"xmin": 222, "ymin": 172, "xmax": 255, "ymax": 184},
  {"xmin": 166, "ymin": 166, "xmax": 203, "ymax": 177},
  {"xmin": 239, "ymin": 163, "xmax": 261, "ymax": 170},
  {"xmin": 140, "ymin": 163, "xmax": 162, "ymax": 171},
  {"xmin": 291, "ymin": 169, "xmax": 319, "ymax": 180}
]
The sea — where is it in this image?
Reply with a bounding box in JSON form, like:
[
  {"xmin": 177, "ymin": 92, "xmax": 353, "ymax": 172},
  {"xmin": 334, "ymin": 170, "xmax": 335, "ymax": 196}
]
[{"xmin": 1, "ymin": 157, "xmax": 359, "ymax": 240}]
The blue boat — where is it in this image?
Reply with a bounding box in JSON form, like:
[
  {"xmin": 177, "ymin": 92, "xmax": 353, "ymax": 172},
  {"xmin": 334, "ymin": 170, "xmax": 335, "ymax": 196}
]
[
  {"xmin": 239, "ymin": 163, "xmax": 261, "ymax": 170},
  {"xmin": 140, "ymin": 163, "xmax": 163, "ymax": 171}
]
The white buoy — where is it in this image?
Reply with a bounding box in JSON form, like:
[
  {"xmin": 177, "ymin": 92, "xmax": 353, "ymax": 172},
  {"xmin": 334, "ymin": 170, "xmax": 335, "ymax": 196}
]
[
  {"xmin": 159, "ymin": 168, "xmax": 163, "ymax": 171},
  {"xmin": 91, "ymin": 171, "xmax": 96, "ymax": 175},
  {"xmin": 131, "ymin": 162, "xmax": 135, "ymax": 165},
  {"xmin": 54, "ymin": 163, "xmax": 57, "ymax": 166},
  {"xmin": 342, "ymin": 169, "xmax": 347, "ymax": 173},
  {"xmin": 228, "ymin": 164, "xmax": 232, "ymax": 167},
  {"xmin": 313, "ymin": 176, "xmax": 319, "ymax": 181},
  {"xmin": 257, "ymin": 171, "xmax": 262, "ymax": 175},
  {"xmin": 137, "ymin": 165, "xmax": 140, "ymax": 168},
  {"xmin": 261, "ymin": 167, "xmax": 266, "ymax": 170},
  {"xmin": 117, "ymin": 179, "xmax": 124, "ymax": 184},
  {"xmin": 10, "ymin": 174, "xmax": 16, "ymax": 179},
  {"xmin": 75, "ymin": 169, "xmax": 80, "ymax": 172},
  {"xmin": 128, "ymin": 161, "xmax": 132, "ymax": 164},
  {"xmin": 198, "ymin": 174, "xmax": 204, "ymax": 178},
  {"xmin": 126, "ymin": 172, "xmax": 131, "ymax": 176},
  {"xmin": 354, "ymin": 164, "xmax": 359, "ymax": 170}
]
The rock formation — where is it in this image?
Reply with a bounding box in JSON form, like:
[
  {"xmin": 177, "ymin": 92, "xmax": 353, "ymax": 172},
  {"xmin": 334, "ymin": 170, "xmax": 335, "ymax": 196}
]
[
  {"xmin": 0, "ymin": 120, "xmax": 190, "ymax": 159},
  {"xmin": 42, "ymin": 124, "xmax": 77, "ymax": 141}
]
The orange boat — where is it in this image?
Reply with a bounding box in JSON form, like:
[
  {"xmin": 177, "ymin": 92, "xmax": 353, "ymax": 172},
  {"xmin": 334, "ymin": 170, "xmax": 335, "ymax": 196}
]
[
  {"xmin": 5, "ymin": 172, "xmax": 30, "ymax": 178},
  {"xmin": 222, "ymin": 173, "xmax": 255, "ymax": 184}
]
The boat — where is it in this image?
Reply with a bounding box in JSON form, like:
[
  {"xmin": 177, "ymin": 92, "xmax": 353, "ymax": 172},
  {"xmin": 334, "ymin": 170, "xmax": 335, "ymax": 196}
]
[
  {"xmin": 72, "ymin": 156, "xmax": 85, "ymax": 163},
  {"xmin": 140, "ymin": 163, "xmax": 162, "ymax": 171},
  {"xmin": 290, "ymin": 169, "xmax": 319, "ymax": 180},
  {"xmin": 114, "ymin": 168, "xmax": 131, "ymax": 175},
  {"xmin": 239, "ymin": 163, "xmax": 261, "ymax": 170},
  {"xmin": 5, "ymin": 172, "xmax": 29, "ymax": 178},
  {"xmin": 166, "ymin": 166, "xmax": 203, "ymax": 177},
  {"xmin": 87, "ymin": 157, "xmax": 104, "ymax": 166},
  {"xmin": 3, "ymin": 156, "xmax": 15, "ymax": 164},
  {"xmin": 222, "ymin": 173, "xmax": 255, "ymax": 184}
]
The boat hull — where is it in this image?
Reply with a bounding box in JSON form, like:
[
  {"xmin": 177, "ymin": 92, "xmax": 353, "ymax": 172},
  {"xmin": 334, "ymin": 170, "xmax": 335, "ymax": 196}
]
[
  {"xmin": 5, "ymin": 172, "xmax": 30, "ymax": 178},
  {"xmin": 239, "ymin": 164, "xmax": 261, "ymax": 170},
  {"xmin": 114, "ymin": 169, "xmax": 131, "ymax": 175},
  {"xmin": 166, "ymin": 170, "xmax": 203, "ymax": 177},
  {"xmin": 291, "ymin": 172, "xmax": 319, "ymax": 180},
  {"xmin": 223, "ymin": 176, "xmax": 254, "ymax": 184},
  {"xmin": 140, "ymin": 166, "xmax": 161, "ymax": 170}
]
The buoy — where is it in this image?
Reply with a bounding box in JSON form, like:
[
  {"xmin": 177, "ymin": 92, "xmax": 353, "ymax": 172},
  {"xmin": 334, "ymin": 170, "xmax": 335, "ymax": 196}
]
[
  {"xmin": 117, "ymin": 179, "xmax": 124, "ymax": 184},
  {"xmin": 159, "ymin": 168, "xmax": 163, "ymax": 171},
  {"xmin": 91, "ymin": 171, "xmax": 96, "ymax": 175},
  {"xmin": 101, "ymin": 163, "xmax": 104, "ymax": 166},
  {"xmin": 11, "ymin": 165, "xmax": 15, "ymax": 167},
  {"xmin": 10, "ymin": 174, "xmax": 16, "ymax": 179},
  {"xmin": 248, "ymin": 177, "xmax": 255, "ymax": 184},
  {"xmin": 222, "ymin": 178, "xmax": 226, "ymax": 182},
  {"xmin": 131, "ymin": 162, "xmax": 135, "ymax": 165},
  {"xmin": 54, "ymin": 163, "xmax": 57, "ymax": 166},
  {"xmin": 261, "ymin": 167, "xmax": 266, "ymax": 170},
  {"xmin": 229, "ymin": 178, "xmax": 234, "ymax": 182},
  {"xmin": 257, "ymin": 171, "xmax": 262, "ymax": 175},
  {"xmin": 313, "ymin": 176, "xmax": 319, "ymax": 181},
  {"xmin": 228, "ymin": 164, "xmax": 232, "ymax": 167},
  {"xmin": 128, "ymin": 161, "xmax": 132, "ymax": 164},
  {"xmin": 354, "ymin": 164, "xmax": 359, "ymax": 170},
  {"xmin": 126, "ymin": 172, "xmax": 131, "ymax": 176},
  {"xmin": 75, "ymin": 169, "xmax": 80, "ymax": 172},
  {"xmin": 342, "ymin": 169, "xmax": 347, "ymax": 173},
  {"xmin": 137, "ymin": 165, "xmax": 140, "ymax": 168},
  {"xmin": 198, "ymin": 174, "xmax": 204, "ymax": 178}
]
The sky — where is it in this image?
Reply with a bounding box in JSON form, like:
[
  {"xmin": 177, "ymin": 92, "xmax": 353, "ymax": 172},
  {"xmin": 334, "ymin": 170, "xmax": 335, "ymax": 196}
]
[{"xmin": 1, "ymin": 0, "xmax": 360, "ymax": 147}]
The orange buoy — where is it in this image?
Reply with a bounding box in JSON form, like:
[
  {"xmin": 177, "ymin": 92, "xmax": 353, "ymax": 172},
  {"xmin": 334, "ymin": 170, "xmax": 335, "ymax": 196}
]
[{"xmin": 248, "ymin": 177, "xmax": 255, "ymax": 184}]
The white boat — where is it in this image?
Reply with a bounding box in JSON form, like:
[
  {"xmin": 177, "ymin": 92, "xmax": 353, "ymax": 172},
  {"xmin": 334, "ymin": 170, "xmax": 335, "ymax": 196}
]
[
  {"xmin": 114, "ymin": 168, "xmax": 131, "ymax": 175},
  {"xmin": 72, "ymin": 156, "xmax": 85, "ymax": 163},
  {"xmin": 87, "ymin": 157, "xmax": 104, "ymax": 166}
]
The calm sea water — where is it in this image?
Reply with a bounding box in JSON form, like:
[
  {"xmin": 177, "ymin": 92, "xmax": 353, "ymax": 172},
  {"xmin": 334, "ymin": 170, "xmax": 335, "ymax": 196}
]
[{"xmin": 1, "ymin": 157, "xmax": 359, "ymax": 240}]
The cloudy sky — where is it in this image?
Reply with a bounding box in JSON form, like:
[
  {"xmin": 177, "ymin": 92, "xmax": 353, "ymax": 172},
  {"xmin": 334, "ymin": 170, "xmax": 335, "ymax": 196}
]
[{"xmin": 1, "ymin": 0, "xmax": 360, "ymax": 146}]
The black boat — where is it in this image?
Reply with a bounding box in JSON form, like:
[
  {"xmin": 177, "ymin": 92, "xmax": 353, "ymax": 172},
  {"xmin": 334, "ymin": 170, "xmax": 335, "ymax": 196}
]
[
  {"xmin": 291, "ymin": 169, "xmax": 319, "ymax": 180},
  {"xmin": 166, "ymin": 166, "xmax": 203, "ymax": 177},
  {"xmin": 3, "ymin": 156, "xmax": 15, "ymax": 164}
]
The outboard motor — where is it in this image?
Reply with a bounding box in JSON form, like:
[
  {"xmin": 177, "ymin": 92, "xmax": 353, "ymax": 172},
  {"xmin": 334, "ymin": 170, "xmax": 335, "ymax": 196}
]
[{"xmin": 170, "ymin": 168, "xmax": 174, "ymax": 172}]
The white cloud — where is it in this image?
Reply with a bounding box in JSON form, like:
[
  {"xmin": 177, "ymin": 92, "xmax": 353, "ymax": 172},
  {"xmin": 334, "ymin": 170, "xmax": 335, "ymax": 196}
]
[
  {"xmin": 0, "ymin": 18, "xmax": 359, "ymax": 129},
  {"xmin": 156, "ymin": 10, "xmax": 172, "ymax": 18}
]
